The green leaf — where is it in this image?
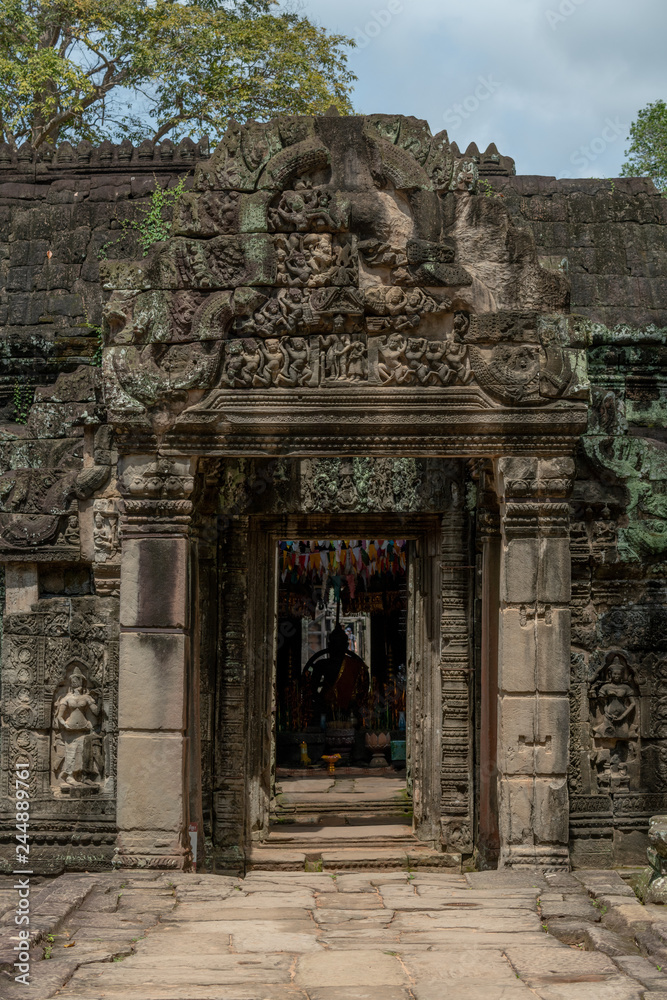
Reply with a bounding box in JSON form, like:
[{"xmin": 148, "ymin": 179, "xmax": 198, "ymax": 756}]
[
  {"xmin": 621, "ymin": 99, "xmax": 667, "ymax": 194},
  {"xmin": 0, "ymin": 0, "xmax": 356, "ymax": 148}
]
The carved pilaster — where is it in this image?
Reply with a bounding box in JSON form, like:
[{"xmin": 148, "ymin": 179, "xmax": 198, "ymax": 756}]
[
  {"xmin": 439, "ymin": 477, "xmax": 475, "ymax": 855},
  {"xmin": 477, "ymin": 465, "xmax": 501, "ymax": 867},
  {"xmin": 114, "ymin": 454, "xmax": 197, "ymax": 870},
  {"xmin": 213, "ymin": 516, "xmax": 249, "ymax": 863},
  {"xmin": 494, "ymin": 456, "xmax": 574, "ymax": 870}
]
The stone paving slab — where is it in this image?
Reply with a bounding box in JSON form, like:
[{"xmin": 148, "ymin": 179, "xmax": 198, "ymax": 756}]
[
  {"xmin": 307, "ymin": 990, "xmax": 412, "ymax": 1000},
  {"xmin": 466, "ymin": 869, "xmax": 549, "ymax": 890},
  {"xmin": 615, "ymin": 956, "xmax": 667, "ymax": 990},
  {"xmin": 2, "ymin": 869, "xmax": 666, "ymax": 1000},
  {"xmin": 295, "ymin": 950, "xmax": 408, "ymax": 987}
]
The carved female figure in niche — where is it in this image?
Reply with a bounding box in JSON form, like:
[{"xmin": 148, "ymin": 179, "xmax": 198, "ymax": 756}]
[
  {"xmin": 53, "ymin": 668, "xmax": 101, "ymax": 786},
  {"xmin": 592, "ymin": 655, "xmax": 639, "ymax": 739},
  {"xmin": 93, "ymin": 510, "xmax": 119, "ymax": 562}
]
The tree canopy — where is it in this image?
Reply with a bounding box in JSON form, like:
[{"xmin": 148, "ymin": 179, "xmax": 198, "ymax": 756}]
[
  {"xmin": 621, "ymin": 99, "xmax": 667, "ymax": 194},
  {"xmin": 0, "ymin": 0, "xmax": 356, "ymax": 149}
]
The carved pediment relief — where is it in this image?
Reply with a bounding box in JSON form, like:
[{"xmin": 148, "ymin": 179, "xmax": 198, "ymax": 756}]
[{"xmin": 99, "ymin": 113, "xmax": 582, "ymax": 434}]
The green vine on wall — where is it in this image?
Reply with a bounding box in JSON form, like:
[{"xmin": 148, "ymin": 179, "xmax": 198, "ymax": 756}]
[
  {"xmin": 13, "ymin": 381, "xmax": 33, "ymax": 424},
  {"xmin": 90, "ymin": 327, "xmax": 104, "ymax": 367},
  {"xmin": 478, "ymin": 178, "xmax": 504, "ymax": 199},
  {"xmin": 98, "ymin": 174, "xmax": 188, "ymax": 260}
]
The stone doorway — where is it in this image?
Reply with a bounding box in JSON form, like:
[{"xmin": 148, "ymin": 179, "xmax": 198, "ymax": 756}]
[
  {"xmin": 271, "ymin": 535, "xmax": 413, "ymax": 860},
  {"xmin": 223, "ymin": 507, "xmax": 470, "ymax": 872}
]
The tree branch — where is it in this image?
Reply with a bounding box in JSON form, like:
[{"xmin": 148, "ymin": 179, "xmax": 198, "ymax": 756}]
[
  {"xmin": 151, "ymin": 115, "xmax": 186, "ymax": 143},
  {"xmin": 33, "ymin": 68, "xmax": 130, "ymax": 147}
]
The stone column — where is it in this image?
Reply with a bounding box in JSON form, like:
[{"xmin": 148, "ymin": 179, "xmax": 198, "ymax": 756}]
[
  {"xmin": 494, "ymin": 456, "xmax": 574, "ymax": 870},
  {"xmin": 478, "ymin": 499, "xmax": 501, "ymax": 867},
  {"xmin": 439, "ymin": 492, "xmax": 474, "ymax": 856},
  {"xmin": 115, "ymin": 454, "xmax": 197, "ymax": 870}
]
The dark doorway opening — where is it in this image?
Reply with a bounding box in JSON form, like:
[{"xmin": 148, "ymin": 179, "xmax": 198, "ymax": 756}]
[
  {"xmin": 275, "ymin": 538, "xmax": 408, "ymax": 774},
  {"xmin": 271, "ymin": 538, "xmax": 412, "ymax": 843}
]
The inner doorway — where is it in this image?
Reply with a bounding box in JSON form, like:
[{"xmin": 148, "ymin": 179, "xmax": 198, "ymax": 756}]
[{"xmin": 272, "ymin": 537, "xmax": 412, "ymax": 846}]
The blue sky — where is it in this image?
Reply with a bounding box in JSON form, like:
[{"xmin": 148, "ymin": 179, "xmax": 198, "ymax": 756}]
[{"xmin": 303, "ymin": 0, "xmax": 666, "ymax": 179}]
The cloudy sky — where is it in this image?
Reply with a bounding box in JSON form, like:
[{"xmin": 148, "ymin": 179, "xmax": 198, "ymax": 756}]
[{"xmin": 303, "ymin": 0, "xmax": 666, "ymax": 179}]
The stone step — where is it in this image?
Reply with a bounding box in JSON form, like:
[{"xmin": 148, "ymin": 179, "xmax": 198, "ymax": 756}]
[
  {"xmin": 273, "ymin": 797, "xmax": 411, "ymax": 820},
  {"xmin": 266, "ymin": 823, "xmax": 416, "ymax": 851},
  {"xmin": 248, "ymin": 845, "xmax": 462, "ymax": 872}
]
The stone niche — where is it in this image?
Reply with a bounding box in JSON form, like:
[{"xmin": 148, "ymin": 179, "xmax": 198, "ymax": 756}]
[{"xmin": 0, "ymin": 597, "xmax": 118, "ymax": 873}]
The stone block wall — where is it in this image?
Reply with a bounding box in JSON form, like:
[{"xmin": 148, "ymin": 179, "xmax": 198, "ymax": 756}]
[
  {"xmin": 0, "ymin": 132, "xmax": 665, "ymax": 871},
  {"xmin": 499, "ymin": 175, "xmax": 667, "ymax": 865},
  {"xmin": 0, "ymin": 137, "xmax": 209, "ymax": 418},
  {"xmin": 499, "ymin": 175, "xmax": 667, "ymax": 328},
  {"xmin": 0, "ymin": 140, "xmax": 208, "ymax": 871}
]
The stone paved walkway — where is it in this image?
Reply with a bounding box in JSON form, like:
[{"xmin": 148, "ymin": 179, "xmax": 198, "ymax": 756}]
[{"xmin": 4, "ymin": 869, "xmax": 667, "ymax": 999}]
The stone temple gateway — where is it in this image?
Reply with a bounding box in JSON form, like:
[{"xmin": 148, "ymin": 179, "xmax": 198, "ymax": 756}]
[{"xmin": 0, "ymin": 112, "xmax": 665, "ymax": 874}]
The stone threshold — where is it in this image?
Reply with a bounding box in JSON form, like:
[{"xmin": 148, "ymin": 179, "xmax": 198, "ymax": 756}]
[{"xmin": 248, "ymin": 846, "xmax": 462, "ymax": 872}]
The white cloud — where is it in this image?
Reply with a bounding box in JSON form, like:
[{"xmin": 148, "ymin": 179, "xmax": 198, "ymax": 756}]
[{"xmin": 303, "ymin": 0, "xmax": 666, "ymax": 177}]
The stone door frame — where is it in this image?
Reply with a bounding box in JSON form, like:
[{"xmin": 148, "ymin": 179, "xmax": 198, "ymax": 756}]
[
  {"xmin": 240, "ymin": 513, "xmax": 446, "ymax": 851},
  {"xmin": 114, "ymin": 446, "xmax": 576, "ymax": 872}
]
